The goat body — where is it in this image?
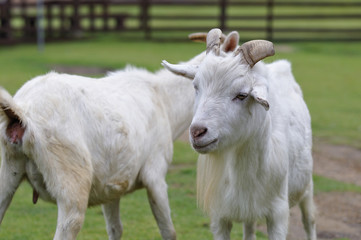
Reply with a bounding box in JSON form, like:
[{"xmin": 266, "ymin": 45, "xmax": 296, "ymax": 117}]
[
  {"xmin": 163, "ymin": 29, "xmax": 316, "ymax": 240},
  {"xmin": 0, "ymin": 51, "xmax": 203, "ymax": 239}
]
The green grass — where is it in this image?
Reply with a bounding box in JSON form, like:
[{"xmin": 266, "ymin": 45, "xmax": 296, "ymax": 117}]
[
  {"xmin": 0, "ymin": 36, "xmax": 203, "ymax": 93},
  {"xmin": 313, "ymin": 175, "xmax": 361, "ymax": 194}
]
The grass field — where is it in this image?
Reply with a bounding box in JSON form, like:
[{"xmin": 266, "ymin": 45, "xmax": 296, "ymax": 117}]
[{"xmin": 0, "ymin": 36, "xmax": 360, "ymax": 239}]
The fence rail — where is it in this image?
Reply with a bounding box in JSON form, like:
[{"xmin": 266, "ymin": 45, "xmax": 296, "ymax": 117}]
[{"xmin": 1, "ymin": 0, "xmax": 361, "ymax": 44}]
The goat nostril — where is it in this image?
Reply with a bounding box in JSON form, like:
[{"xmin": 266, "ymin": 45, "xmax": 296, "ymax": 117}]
[{"xmin": 191, "ymin": 126, "xmax": 207, "ymax": 138}]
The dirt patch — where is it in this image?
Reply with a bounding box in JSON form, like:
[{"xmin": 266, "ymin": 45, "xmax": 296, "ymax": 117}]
[
  {"xmin": 275, "ymin": 44, "xmax": 296, "ymax": 53},
  {"xmin": 309, "ymin": 140, "xmax": 361, "ymax": 240},
  {"xmin": 284, "ymin": 191, "xmax": 361, "ymax": 240},
  {"xmin": 313, "ymin": 139, "xmax": 361, "ymax": 186}
]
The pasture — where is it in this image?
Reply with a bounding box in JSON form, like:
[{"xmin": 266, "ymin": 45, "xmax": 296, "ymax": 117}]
[{"xmin": 0, "ymin": 36, "xmax": 360, "ymax": 239}]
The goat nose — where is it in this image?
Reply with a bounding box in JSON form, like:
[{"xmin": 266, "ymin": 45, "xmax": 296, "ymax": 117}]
[{"xmin": 190, "ymin": 125, "xmax": 207, "ymax": 139}]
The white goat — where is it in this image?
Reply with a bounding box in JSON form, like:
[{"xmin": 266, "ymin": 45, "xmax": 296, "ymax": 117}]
[
  {"xmin": 0, "ymin": 69, "xmax": 188, "ymax": 240},
  {"xmin": 0, "ymin": 32, "xmax": 239, "ymax": 240},
  {"xmin": 162, "ymin": 28, "xmax": 316, "ymax": 240}
]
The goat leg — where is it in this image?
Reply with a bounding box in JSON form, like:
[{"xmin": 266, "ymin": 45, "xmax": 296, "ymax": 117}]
[
  {"xmin": 266, "ymin": 198, "xmax": 289, "ymax": 240},
  {"xmin": 243, "ymin": 221, "xmax": 256, "ymax": 240},
  {"xmin": 0, "ymin": 157, "xmax": 25, "ymax": 224},
  {"xmin": 210, "ymin": 217, "xmax": 232, "ymax": 240},
  {"xmin": 102, "ymin": 197, "xmax": 123, "ymax": 240},
  {"xmin": 146, "ymin": 180, "xmax": 176, "ymax": 240}
]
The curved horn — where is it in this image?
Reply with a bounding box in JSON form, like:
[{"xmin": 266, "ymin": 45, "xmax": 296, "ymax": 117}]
[
  {"xmin": 206, "ymin": 28, "xmax": 223, "ymax": 55},
  {"xmin": 236, "ymin": 40, "xmax": 275, "ymax": 67},
  {"xmin": 189, "ymin": 32, "xmax": 226, "ymax": 44},
  {"xmin": 188, "ymin": 32, "xmax": 207, "ymax": 43}
]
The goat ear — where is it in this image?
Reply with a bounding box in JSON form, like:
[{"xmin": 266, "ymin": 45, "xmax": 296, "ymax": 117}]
[
  {"xmin": 161, "ymin": 60, "xmax": 198, "ymax": 80},
  {"xmin": 222, "ymin": 31, "xmax": 239, "ymax": 53},
  {"xmin": 250, "ymin": 84, "xmax": 269, "ymax": 111}
]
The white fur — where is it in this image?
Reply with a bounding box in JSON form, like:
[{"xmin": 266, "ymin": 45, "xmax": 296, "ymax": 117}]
[
  {"xmin": 0, "ymin": 51, "xmax": 206, "ymax": 240},
  {"xmin": 163, "ymin": 33, "xmax": 316, "ymax": 240}
]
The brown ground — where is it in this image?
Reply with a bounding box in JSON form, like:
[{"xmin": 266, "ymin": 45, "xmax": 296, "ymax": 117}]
[
  {"xmin": 285, "ymin": 139, "xmax": 361, "ymax": 240},
  {"xmin": 178, "ymin": 132, "xmax": 361, "ymax": 240}
]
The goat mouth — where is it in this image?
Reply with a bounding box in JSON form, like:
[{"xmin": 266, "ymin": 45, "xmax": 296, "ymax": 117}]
[{"xmin": 192, "ymin": 139, "xmax": 218, "ymax": 151}]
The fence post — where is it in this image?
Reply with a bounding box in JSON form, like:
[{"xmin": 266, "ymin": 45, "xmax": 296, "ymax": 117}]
[
  {"xmin": 71, "ymin": 0, "xmax": 80, "ymax": 35},
  {"xmin": 140, "ymin": 0, "xmax": 150, "ymax": 40},
  {"xmin": 0, "ymin": 0, "xmax": 12, "ymax": 42},
  {"xmin": 266, "ymin": 0, "xmax": 274, "ymax": 41},
  {"xmin": 219, "ymin": 0, "xmax": 227, "ymax": 31},
  {"xmin": 89, "ymin": 1, "xmax": 95, "ymax": 31},
  {"xmin": 103, "ymin": 0, "xmax": 109, "ymax": 31},
  {"xmin": 36, "ymin": 0, "xmax": 45, "ymax": 51},
  {"xmin": 46, "ymin": 1, "xmax": 53, "ymax": 38}
]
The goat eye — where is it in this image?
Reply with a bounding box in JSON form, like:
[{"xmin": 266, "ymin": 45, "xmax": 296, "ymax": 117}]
[{"xmin": 235, "ymin": 93, "xmax": 248, "ymax": 101}]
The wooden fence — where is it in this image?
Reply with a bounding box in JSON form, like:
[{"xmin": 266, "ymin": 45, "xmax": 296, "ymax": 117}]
[{"xmin": 1, "ymin": 0, "xmax": 361, "ymax": 44}]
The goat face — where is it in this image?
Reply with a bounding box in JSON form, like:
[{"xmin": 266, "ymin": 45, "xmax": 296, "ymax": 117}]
[
  {"xmin": 162, "ymin": 28, "xmax": 274, "ymax": 154},
  {"xmin": 189, "ymin": 55, "xmax": 270, "ymax": 154}
]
